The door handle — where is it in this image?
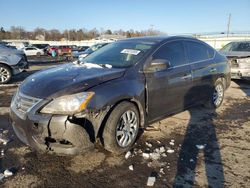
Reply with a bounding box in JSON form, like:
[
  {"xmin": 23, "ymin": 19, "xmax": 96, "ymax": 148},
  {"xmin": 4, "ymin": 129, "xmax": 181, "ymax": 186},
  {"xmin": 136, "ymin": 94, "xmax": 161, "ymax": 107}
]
[
  {"xmin": 182, "ymin": 74, "xmax": 192, "ymax": 79},
  {"xmin": 210, "ymin": 68, "xmax": 217, "ymax": 73}
]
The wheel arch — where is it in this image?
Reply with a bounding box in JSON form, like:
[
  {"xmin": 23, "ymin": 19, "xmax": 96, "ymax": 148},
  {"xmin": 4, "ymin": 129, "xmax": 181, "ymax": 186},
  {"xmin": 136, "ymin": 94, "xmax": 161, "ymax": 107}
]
[
  {"xmin": 0, "ymin": 62, "xmax": 13, "ymax": 73},
  {"xmin": 97, "ymin": 98, "xmax": 145, "ymax": 139}
]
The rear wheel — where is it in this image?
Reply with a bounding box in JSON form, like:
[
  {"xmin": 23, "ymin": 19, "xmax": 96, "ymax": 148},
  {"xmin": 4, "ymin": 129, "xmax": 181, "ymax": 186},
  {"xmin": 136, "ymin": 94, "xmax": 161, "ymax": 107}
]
[
  {"xmin": 0, "ymin": 64, "xmax": 12, "ymax": 84},
  {"xmin": 102, "ymin": 102, "xmax": 140, "ymax": 154},
  {"xmin": 206, "ymin": 80, "xmax": 224, "ymax": 109},
  {"xmin": 36, "ymin": 52, "xmax": 41, "ymax": 56}
]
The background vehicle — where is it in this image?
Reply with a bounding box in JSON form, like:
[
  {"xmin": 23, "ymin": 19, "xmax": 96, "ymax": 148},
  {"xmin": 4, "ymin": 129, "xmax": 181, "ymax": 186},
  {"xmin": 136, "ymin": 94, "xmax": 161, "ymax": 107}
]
[
  {"xmin": 0, "ymin": 45, "xmax": 28, "ymax": 84},
  {"xmin": 46, "ymin": 46, "xmax": 58, "ymax": 55},
  {"xmin": 32, "ymin": 43, "xmax": 50, "ymax": 53},
  {"xmin": 8, "ymin": 41, "xmax": 30, "ymax": 50},
  {"xmin": 78, "ymin": 43, "xmax": 108, "ymax": 59},
  {"xmin": 22, "ymin": 46, "xmax": 45, "ymax": 56},
  {"xmin": 10, "ymin": 36, "xmax": 230, "ymax": 155},
  {"xmin": 220, "ymin": 41, "xmax": 250, "ymax": 80},
  {"xmin": 72, "ymin": 45, "xmax": 89, "ymax": 58},
  {"xmin": 57, "ymin": 45, "xmax": 72, "ymax": 56}
]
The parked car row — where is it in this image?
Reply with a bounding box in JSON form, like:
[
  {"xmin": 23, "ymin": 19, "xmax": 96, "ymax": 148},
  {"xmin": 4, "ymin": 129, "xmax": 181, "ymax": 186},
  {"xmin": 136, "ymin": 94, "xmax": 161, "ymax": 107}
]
[{"xmin": 9, "ymin": 36, "xmax": 231, "ymax": 155}]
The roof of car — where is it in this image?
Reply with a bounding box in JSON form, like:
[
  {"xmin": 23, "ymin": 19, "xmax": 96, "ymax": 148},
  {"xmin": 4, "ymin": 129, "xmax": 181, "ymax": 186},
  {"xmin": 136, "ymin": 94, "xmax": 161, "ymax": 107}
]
[
  {"xmin": 119, "ymin": 35, "xmax": 196, "ymax": 43},
  {"xmin": 227, "ymin": 41, "xmax": 250, "ymax": 44}
]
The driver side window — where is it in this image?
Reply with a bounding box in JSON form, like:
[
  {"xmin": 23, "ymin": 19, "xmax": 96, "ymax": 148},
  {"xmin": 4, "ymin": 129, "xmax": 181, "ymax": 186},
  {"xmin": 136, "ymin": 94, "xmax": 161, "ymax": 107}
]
[{"xmin": 153, "ymin": 41, "xmax": 186, "ymax": 67}]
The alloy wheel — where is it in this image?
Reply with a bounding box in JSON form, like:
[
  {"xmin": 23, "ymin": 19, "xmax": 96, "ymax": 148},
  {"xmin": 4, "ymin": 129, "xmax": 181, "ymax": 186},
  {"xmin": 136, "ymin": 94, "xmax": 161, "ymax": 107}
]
[
  {"xmin": 0, "ymin": 67, "xmax": 10, "ymax": 83},
  {"xmin": 116, "ymin": 110, "xmax": 138, "ymax": 147},
  {"xmin": 213, "ymin": 84, "xmax": 224, "ymax": 106}
]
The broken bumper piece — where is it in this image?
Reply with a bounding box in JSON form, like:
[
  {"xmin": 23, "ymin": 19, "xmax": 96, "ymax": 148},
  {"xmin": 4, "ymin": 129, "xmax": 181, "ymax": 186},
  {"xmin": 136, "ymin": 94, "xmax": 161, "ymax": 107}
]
[{"xmin": 10, "ymin": 108, "xmax": 94, "ymax": 155}]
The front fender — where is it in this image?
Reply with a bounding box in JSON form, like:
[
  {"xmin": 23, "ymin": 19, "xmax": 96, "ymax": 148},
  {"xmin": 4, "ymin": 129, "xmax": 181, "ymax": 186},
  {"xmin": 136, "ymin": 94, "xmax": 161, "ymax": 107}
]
[
  {"xmin": 0, "ymin": 54, "xmax": 21, "ymax": 66},
  {"xmin": 85, "ymin": 77, "xmax": 146, "ymax": 136}
]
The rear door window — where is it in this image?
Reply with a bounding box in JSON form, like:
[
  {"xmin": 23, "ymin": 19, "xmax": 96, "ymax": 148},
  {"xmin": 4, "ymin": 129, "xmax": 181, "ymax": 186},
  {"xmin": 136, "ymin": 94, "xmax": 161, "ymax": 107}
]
[
  {"xmin": 153, "ymin": 41, "xmax": 186, "ymax": 67},
  {"xmin": 186, "ymin": 41, "xmax": 214, "ymax": 63},
  {"xmin": 234, "ymin": 43, "xmax": 250, "ymax": 52}
]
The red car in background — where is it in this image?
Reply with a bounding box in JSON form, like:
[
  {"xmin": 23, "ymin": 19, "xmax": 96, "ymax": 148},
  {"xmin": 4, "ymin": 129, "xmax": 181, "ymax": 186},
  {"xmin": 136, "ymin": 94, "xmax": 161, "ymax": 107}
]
[{"xmin": 47, "ymin": 46, "xmax": 72, "ymax": 56}]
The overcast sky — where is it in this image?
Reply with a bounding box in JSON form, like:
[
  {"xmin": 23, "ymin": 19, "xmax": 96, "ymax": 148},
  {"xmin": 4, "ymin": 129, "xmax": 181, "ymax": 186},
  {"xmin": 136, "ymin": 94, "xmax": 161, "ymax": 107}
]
[{"xmin": 0, "ymin": 0, "xmax": 250, "ymax": 34}]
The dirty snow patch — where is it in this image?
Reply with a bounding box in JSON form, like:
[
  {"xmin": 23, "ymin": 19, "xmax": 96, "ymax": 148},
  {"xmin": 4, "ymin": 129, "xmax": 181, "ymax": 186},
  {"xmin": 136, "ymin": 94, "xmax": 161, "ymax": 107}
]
[
  {"xmin": 167, "ymin": 149, "xmax": 174, "ymax": 153},
  {"xmin": 125, "ymin": 151, "xmax": 132, "ymax": 159},
  {"xmin": 196, "ymin": 144, "xmax": 206, "ymax": 150},
  {"xmin": 147, "ymin": 176, "xmax": 156, "ymax": 186},
  {"xmin": 129, "ymin": 165, "xmax": 134, "ymax": 171}
]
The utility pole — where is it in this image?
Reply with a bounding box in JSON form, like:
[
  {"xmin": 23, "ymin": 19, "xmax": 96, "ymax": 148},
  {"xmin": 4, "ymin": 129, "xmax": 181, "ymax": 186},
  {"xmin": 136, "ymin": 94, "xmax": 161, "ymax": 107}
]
[
  {"xmin": 227, "ymin": 13, "xmax": 231, "ymax": 38},
  {"xmin": 68, "ymin": 30, "xmax": 70, "ymax": 41},
  {"xmin": 43, "ymin": 31, "xmax": 46, "ymax": 41}
]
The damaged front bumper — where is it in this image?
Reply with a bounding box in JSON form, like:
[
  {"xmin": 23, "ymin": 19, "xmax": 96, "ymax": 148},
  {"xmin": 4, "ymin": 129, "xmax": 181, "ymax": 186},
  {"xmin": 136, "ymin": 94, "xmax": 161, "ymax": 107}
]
[
  {"xmin": 9, "ymin": 101, "xmax": 105, "ymax": 155},
  {"xmin": 231, "ymin": 68, "xmax": 250, "ymax": 80},
  {"xmin": 12, "ymin": 56, "xmax": 29, "ymax": 75},
  {"xmin": 230, "ymin": 57, "xmax": 250, "ymax": 80}
]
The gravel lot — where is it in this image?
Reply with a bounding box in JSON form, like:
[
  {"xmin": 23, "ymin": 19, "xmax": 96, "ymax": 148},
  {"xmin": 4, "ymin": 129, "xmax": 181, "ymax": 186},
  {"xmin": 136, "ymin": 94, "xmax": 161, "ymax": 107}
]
[{"xmin": 0, "ymin": 57, "xmax": 250, "ymax": 187}]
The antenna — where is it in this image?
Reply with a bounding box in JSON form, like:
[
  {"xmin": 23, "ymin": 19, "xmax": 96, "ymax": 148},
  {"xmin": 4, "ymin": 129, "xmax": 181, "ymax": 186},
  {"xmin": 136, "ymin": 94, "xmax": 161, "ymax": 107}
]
[{"xmin": 227, "ymin": 13, "xmax": 231, "ymax": 37}]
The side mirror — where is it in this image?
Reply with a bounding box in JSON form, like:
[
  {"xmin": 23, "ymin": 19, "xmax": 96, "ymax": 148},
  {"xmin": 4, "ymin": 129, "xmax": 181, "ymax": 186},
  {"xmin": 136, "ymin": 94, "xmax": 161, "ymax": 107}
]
[{"xmin": 145, "ymin": 59, "xmax": 171, "ymax": 72}]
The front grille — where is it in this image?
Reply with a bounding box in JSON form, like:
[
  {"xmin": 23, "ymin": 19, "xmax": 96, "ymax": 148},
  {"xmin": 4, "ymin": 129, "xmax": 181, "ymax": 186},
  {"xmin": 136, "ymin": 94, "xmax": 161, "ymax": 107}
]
[{"xmin": 12, "ymin": 91, "xmax": 41, "ymax": 115}]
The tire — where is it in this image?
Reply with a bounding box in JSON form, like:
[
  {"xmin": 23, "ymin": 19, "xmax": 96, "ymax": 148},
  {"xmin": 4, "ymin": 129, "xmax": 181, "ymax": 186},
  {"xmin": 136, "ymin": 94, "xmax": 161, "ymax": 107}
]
[
  {"xmin": 0, "ymin": 64, "xmax": 12, "ymax": 84},
  {"xmin": 205, "ymin": 79, "xmax": 225, "ymax": 109},
  {"xmin": 102, "ymin": 102, "xmax": 140, "ymax": 154},
  {"xmin": 36, "ymin": 52, "xmax": 41, "ymax": 57}
]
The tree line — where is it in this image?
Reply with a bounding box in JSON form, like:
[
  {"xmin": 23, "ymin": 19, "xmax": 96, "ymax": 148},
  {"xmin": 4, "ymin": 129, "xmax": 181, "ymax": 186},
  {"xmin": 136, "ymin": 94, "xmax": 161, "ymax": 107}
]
[{"xmin": 0, "ymin": 26, "xmax": 165, "ymax": 41}]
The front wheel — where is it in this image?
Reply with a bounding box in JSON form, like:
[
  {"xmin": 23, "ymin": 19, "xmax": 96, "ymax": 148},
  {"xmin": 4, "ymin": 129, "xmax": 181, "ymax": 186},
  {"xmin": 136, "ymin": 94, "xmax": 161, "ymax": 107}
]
[
  {"xmin": 206, "ymin": 80, "xmax": 225, "ymax": 109},
  {"xmin": 102, "ymin": 102, "xmax": 140, "ymax": 154},
  {"xmin": 0, "ymin": 64, "xmax": 12, "ymax": 84}
]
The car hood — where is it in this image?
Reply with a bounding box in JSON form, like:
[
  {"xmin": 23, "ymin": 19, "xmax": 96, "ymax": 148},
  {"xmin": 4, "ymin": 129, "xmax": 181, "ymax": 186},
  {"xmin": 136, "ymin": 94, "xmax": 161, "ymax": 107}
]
[
  {"xmin": 0, "ymin": 45, "xmax": 24, "ymax": 55},
  {"xmin": 20, "ymin": 63, "xmax": 125, "ymax": 99}
]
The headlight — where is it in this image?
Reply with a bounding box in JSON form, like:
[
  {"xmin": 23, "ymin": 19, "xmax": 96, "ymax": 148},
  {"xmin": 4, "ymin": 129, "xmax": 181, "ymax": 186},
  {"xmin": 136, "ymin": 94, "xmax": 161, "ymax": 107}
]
[{"xmin": 40, "ymin": 92, "xmax": 94, "ymax": 114}]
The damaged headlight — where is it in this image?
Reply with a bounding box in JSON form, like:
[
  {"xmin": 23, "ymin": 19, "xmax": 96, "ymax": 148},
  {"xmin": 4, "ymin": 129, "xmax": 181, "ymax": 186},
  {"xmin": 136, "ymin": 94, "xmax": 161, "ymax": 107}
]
[{"xmin": 40, "ymin": 92, "xmax": 94, "ymax": 114}]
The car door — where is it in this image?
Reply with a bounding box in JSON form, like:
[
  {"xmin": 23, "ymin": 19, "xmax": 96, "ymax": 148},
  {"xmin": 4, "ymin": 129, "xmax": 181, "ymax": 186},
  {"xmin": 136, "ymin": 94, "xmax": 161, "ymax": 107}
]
[
  {"xmin": 184, "ymin": 40, "xmax": 216, "ymax": 103},
  {"xmin": 145, "ymin": 40, "xmax": 193, "ymax": 122}
]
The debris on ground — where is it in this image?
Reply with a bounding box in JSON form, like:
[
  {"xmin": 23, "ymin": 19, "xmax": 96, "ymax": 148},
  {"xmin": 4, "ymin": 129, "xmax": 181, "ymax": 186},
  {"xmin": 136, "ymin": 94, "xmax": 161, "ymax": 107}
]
[
  {"xmin": 142, "ymin": 153, "xmax": 150, "ymax": 159},
  {"xmin": 125, "ymin": 151, "xmax": 131, "ymax": 159},
  {"xmin": 159, "ymin": 168, "xmax": 165, "ymax": 174},
  {"xmin": 149, "ymin": 152, "xmax": 161, "ymax": 160},
  {"xmin": 0, "ymin": 173, "xmax": 4, "ymax": 181},
  {"xmin": 159, "ymin": 147, "xmax": 165, "ymax": 153},
  {"xmin": 166, "ymin": 149, "xmax": 174, "ymax": 153},
  {"xmin": 196, "ymin": 144, "xmax": 206, "ymax": 150},
  {"xmin": 4, "ymin": 169, "xmax": 13, "ymax": 178},
  {"xmin": 0, "ymin": 129, "xmax": 11, "ymax": 145},
  {"xmin": 169, "ymin": 139, "xmax": 175, "ymax": 145},
  {"xmin": 147, "ymin": 176, "xmax": 156, "ymax": 186},
  {"xmin": 129, "ymin": 165, "xmax": 134, "ymax": 171},
  {"xmin": 145, "ymin": 142, "xmax": 152, "ymax": 148},
  {"xmin": 1, "ymin": 149, "xmax": 4, "ymax": 157}
]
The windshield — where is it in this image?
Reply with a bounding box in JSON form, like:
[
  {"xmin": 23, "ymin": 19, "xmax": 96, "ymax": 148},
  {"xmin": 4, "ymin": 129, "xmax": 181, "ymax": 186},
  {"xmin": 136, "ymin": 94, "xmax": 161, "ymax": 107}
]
[
  {"xmin": 82, "ymin": 41, "xmax": 156, "ymax": 68},
  {"xmin": 221, "ymin": 42, "xmax": 250, "ymax": 52},
  {"xmin": 84, "ymin": 43, "xmax": 106, "ymax": 53}
]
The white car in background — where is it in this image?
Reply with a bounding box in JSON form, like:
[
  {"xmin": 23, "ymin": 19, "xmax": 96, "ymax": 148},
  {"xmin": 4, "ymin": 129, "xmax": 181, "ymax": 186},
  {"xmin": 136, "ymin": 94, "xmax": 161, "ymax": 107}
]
[{"xmin": 22, "ymin": 47, "xmax": 44, "ymax": 56}]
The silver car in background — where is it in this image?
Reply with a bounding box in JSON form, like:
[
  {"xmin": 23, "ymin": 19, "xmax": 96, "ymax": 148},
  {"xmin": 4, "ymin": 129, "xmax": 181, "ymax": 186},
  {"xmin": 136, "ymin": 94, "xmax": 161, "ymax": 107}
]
[
  {"xmin": 0, "ymin": 44, "xmax": 29, "ymax": 84},
  {"xmin": 220, "ymin": 41, "xmax": 250, "ymax": 80}
]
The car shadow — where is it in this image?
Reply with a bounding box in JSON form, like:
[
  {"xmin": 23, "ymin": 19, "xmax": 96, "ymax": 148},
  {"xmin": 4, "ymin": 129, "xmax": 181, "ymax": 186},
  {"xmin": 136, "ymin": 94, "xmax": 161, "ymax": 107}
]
[
  {"xmin": 232, "ymin": 79, "xmax": 250, "ymax": 97},
  {"xmin": 174, "ymin": 88, "xmax": 224, "ymax": 187},
  {"xmin": 9, "ymin": 70, "xmax": 39, "ymax": 84}
]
